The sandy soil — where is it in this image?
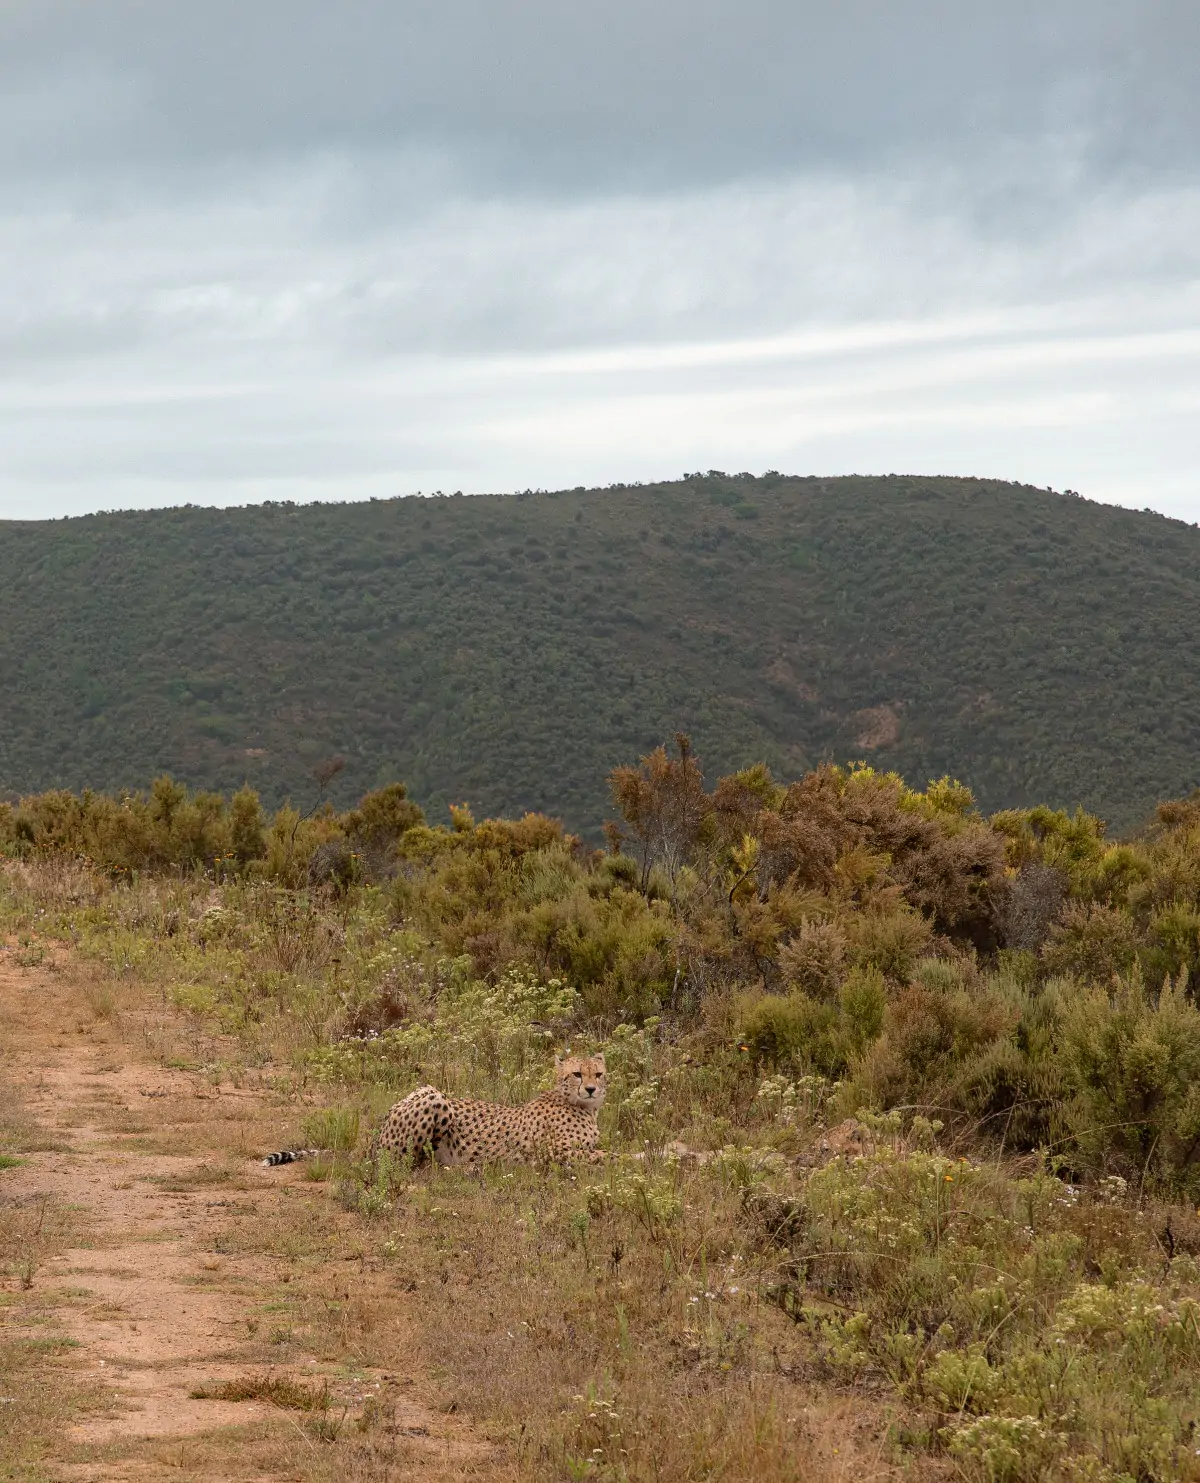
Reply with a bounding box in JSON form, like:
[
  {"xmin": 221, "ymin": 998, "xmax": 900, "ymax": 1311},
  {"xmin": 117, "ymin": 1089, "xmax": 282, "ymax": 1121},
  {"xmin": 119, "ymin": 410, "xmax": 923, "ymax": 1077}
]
[{"xmin": 0, "ymin": 947, "xmax": 501, "ymax": 1481}]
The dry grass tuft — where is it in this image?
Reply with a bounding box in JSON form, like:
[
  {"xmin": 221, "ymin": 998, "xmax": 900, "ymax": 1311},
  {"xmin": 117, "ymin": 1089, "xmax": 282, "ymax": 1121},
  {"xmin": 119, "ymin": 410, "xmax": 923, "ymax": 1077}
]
[{"xmin": 190, "ymin": 1370, "xmax": 331, "ymax": 1411}]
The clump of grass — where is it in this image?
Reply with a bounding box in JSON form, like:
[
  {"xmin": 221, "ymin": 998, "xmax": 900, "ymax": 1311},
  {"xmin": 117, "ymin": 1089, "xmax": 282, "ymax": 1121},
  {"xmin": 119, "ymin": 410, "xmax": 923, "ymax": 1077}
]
[
  {"xmin": 307, "ymin": 1405, "xmax": 349, "ymax": 1443},
  {"xmin": 190, "ymin": 1371, "xmax": 330, "ymax": 1411},
  {"xmin": 144, "ymin": 1163, "xmax": 235, "ymax": 1191},
  {"xmin": 301, "ymin": 1106, "xmax": 361, "ymax": 1154},
  {"xmin": 336, "ymin": 1148, "xmax": 415, "ymax": 1218},
  {"xmin": 81, "ymin": 980, "xmax": 118, "ymax": 1020}
]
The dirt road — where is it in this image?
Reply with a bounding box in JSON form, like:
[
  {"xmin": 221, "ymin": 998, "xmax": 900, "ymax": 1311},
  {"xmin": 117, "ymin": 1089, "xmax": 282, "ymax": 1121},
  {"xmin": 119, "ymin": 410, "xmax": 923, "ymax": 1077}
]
[{"xmin": 0, "ymin": 948, "xmax": 501, "ymax": 1482}]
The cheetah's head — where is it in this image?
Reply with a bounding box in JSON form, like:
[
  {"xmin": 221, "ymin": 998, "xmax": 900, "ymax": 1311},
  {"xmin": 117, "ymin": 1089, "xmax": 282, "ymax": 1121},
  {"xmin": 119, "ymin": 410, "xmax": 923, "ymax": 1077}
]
[{"xmin": 554, "ymin": 1054, "xmax": 606, "ymax": 1109}]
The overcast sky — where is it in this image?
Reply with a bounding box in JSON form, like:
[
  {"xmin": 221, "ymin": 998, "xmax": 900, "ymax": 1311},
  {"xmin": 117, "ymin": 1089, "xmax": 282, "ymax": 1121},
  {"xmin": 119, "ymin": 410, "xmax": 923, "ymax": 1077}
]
[{"xmin": 2, "ymin": 2, "xmax": 1199, "ymax": 521}]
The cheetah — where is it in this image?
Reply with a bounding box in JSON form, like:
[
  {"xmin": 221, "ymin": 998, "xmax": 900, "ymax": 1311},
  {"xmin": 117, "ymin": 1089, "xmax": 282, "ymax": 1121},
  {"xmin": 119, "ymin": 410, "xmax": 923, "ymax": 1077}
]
[{"xmin": 262, "ymin": 1054, "xmax": 606, "ymax": 1169}]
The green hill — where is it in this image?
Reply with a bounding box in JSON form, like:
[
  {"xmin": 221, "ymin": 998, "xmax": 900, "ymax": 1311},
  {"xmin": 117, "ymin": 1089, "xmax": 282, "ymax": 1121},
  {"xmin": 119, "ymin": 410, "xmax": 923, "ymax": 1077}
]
[{"xmin": 1, "ymin": 474, "xmax": 1196, "ymax": 832}]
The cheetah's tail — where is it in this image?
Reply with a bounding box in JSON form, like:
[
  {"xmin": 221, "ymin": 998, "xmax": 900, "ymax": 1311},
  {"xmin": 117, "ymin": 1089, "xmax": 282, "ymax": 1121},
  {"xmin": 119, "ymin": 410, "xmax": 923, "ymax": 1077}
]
[{"xmin": 261, "ymin": 1147, "xmax": 328, "ymax": 1167}]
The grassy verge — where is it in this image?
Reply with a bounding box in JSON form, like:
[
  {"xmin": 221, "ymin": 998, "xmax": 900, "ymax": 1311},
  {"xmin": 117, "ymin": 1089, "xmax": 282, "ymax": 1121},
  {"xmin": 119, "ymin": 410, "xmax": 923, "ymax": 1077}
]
[{"xmin": 4, "ymin": 840, "xmax": 1200, "ymax": 1482}]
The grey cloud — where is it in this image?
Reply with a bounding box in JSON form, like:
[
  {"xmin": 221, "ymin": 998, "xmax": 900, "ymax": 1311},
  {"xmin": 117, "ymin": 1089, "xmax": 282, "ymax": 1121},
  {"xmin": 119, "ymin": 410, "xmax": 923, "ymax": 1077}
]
[
  {"xmin": 2, "ymin": 2, "xmax": 1199, "ymax": 522},
  {"xmin": 2, "ymin": 2, "xmax": 1197, "ymax": 195}
]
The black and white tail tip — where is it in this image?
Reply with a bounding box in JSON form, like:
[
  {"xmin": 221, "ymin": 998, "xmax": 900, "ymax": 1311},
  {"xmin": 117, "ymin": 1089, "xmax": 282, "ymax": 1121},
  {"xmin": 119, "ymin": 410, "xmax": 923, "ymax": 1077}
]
[{"xmin": 261, "ymin": 1148, "xmax": 325, "ymax": 1167}]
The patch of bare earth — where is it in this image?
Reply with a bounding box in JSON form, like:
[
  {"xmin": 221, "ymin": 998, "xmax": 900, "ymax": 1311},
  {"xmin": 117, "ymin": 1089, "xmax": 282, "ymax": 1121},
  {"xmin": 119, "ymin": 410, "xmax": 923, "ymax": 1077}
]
[
  {"xmin": 851, "ymin": 703, "xmax": 903, "ymax": 750},
  {"xmin": 0, "ymin": 949, "xmax": 504, "ymax": 1482}
]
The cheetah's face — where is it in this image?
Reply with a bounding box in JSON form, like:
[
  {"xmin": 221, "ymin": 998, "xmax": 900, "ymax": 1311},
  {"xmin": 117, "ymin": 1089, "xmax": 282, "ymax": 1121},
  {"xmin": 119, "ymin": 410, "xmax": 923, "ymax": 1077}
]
[{"xmin": 554, "ymin": 1054, "xmax": 606, "ymax": 1109}]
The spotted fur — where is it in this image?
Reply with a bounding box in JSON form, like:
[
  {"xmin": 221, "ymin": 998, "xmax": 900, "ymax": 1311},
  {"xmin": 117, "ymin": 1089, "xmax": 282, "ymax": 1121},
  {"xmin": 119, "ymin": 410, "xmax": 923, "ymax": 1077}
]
[{"xmin": 371, "ymin": 1054, "xmax": 606, "ymax": 1168}]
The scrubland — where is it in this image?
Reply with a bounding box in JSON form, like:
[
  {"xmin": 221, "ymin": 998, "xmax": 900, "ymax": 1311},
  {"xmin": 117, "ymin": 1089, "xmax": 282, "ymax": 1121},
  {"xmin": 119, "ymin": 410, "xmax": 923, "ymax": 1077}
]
[
  {"xmin": 3, "ymin": 746, "xmax": 1200, "ymax": 1482},
  {"xmin": 4, "ymin": 475, "xmax": 1200, "ymax": 833}
]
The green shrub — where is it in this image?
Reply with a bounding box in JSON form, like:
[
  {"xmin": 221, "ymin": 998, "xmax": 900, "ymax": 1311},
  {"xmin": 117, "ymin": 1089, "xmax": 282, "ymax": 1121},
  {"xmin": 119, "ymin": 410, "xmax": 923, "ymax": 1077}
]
[
  {"xmin": 1143, "ymin": 902, "xmax": 1200, "ymax": 986},
  {"xmin": 1042, "ymin": 902, "xmax": 1141, "ymax": 984},
  {"xmin": 0, "ymin": 776, "xmax": 422, "ymax": 887},
  {"xmin": 787, "ymin": 1147, "xmax": 1200, "ymax": 1481},
  {"xmin": 838, "ymin": 965, "xmax": 886, "ymax": 1053},
  {"xmin": 228, "ymin": 785, "xmax": 266, "ymax": 864},
  {"xmin": 845, "ymin": 906, "xmax": 933, "ymax": 980},
  {"xmin": 847, "ymin": 976, "xmax": 1019, "ymax": 1119},
  {"xmin": 736, "ymin": 991, "xmax": 847, "ymax": 1077},
  {"xmin": 1057, "ymin": 969, "xmax": 1200, "ymax": 1195}
]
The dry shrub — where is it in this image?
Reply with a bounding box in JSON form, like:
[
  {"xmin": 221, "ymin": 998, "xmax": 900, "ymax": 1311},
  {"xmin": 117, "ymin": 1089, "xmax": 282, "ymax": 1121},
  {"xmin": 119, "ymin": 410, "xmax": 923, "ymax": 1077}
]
[
  {"xmin": 835, "ymin": 770, "xmax": 1007, "ymax": 940},
  {"xmin": 992, "ymin": 862, "xmax": 1068, "ymax": 951},
  {"xmin": 339, "ymin": 984, "xmax": 413, "ymax": 1039},
  {"xmin": 248, "ymin": 885, "xmax": 344, "ymax": 976},
  {"xmin": 608, "ymin": 733, "xmax": 711, "ymax": 891},
  {"xmin": 778, "ymin": 918, "xmax": 846, "ymax": 999},
  {"xmin": 1, "ymin": 853, "xmax": 108, "ymax": 910},
  {"xmin": 713, "ymin": 765, "xmax": 854, "ymax": 894}
]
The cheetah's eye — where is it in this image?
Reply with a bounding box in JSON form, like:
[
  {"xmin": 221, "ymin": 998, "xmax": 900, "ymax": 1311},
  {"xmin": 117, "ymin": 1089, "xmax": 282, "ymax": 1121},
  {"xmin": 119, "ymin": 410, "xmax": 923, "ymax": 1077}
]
[{"xmin": 573, "ymin": 1071, "xmax": 583, "ymax": 1079}]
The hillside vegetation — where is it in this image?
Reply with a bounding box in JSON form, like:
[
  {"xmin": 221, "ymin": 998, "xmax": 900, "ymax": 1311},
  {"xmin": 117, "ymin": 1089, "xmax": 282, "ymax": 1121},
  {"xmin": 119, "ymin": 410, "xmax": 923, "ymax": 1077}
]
[
  {"xmin": 1, "ymin": 474, "xmax": 1197, "ymax": 832},
  {"xmin": 4, "ymin": 751, "xmax": 1200, "ymax": 1481}
]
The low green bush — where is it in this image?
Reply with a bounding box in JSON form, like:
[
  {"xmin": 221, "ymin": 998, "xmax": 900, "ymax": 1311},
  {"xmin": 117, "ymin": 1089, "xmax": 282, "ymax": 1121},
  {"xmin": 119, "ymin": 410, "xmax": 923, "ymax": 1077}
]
[{"xmin": 783, "ymin": 1145, "xmax": 1200, "ymax": 1482}]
